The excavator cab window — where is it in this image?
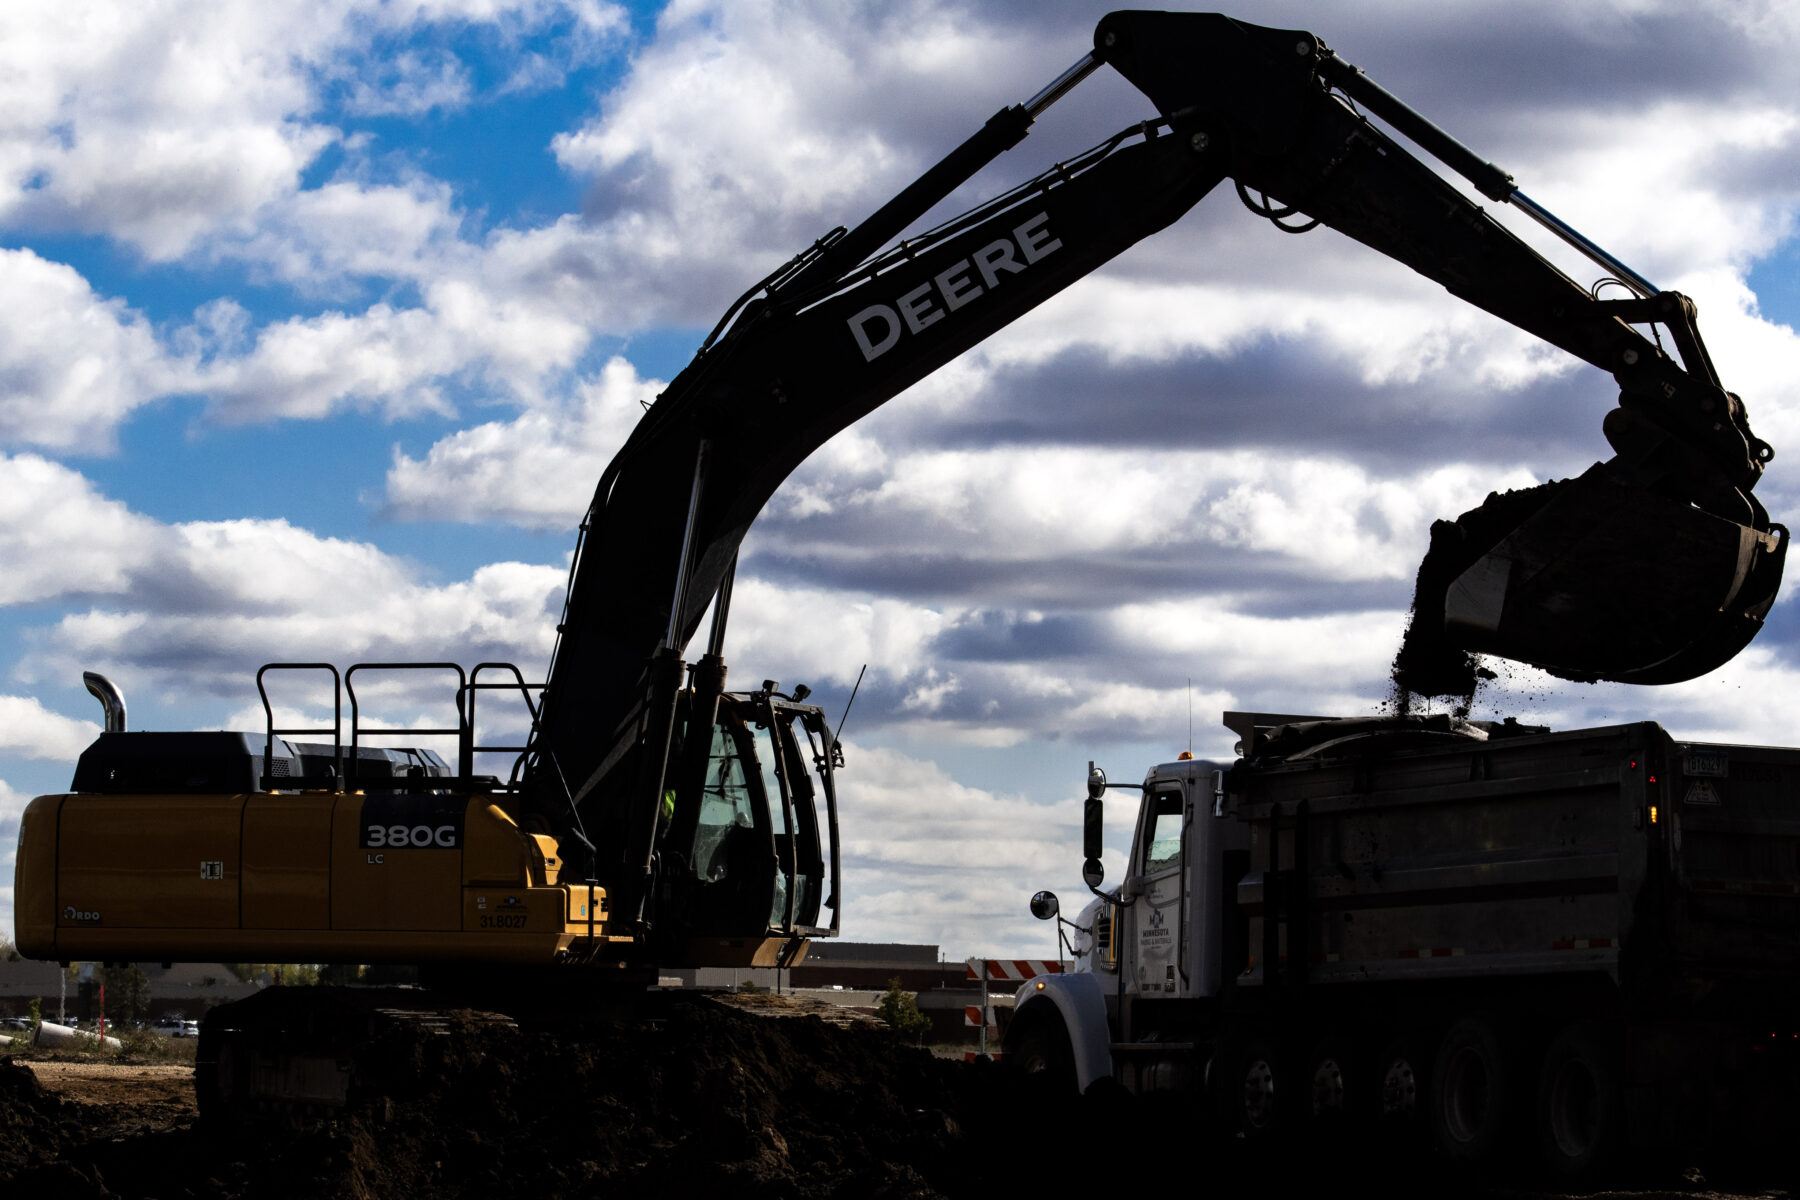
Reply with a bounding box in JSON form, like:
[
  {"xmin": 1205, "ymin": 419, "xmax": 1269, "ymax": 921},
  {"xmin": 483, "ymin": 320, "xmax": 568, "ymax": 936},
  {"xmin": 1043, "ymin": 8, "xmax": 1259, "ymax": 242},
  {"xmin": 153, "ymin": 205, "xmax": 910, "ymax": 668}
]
[
  {"xmin": 692, "ymin": 722, "xmax": 761, "ymax": 887},
  {"xmin": 755, "ymin": 708, "xmax": 826, "ymax": 929},
  {"xmin": 686, "ymin": 702, "xmax": 825, "ymax": 935}
]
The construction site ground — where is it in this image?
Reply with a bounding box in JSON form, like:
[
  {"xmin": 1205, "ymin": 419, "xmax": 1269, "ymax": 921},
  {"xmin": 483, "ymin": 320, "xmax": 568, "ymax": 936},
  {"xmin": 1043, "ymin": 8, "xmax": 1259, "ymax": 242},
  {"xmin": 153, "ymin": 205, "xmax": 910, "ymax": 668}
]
[{"xmin": 1, "ymin": 992, "xmax": 1793, "ymax": 1199}]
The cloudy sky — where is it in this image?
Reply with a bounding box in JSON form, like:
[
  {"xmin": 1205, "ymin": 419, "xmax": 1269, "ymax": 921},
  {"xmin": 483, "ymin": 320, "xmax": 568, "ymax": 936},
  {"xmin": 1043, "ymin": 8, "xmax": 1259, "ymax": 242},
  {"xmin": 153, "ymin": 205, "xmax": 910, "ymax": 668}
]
[{"xmin": 2, "ymin": 0, "xmax": 1798, "ymax": 959}]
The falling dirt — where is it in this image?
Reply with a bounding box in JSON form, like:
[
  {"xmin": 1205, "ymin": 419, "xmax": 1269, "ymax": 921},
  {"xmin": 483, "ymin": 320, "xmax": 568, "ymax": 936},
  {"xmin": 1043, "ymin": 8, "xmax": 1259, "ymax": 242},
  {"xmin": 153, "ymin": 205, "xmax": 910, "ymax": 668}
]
[{"xmin": 1391, "ymin": 479, "xmax": 1569, "ymax": 713}]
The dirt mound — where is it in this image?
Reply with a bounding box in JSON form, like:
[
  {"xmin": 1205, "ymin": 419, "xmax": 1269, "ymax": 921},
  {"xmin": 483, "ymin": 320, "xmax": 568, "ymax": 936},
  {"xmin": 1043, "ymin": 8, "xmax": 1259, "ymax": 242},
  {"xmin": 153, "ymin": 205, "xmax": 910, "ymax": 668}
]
[
  {"xmin": 0, "ymin": 995, "xmax": 1141, "ymax": 1199},
  {"xmin": 0, "ymin": 1056, "xmax": 121, "ymax": 1198},
  {"xmin": 6, "ymin": 1016, "xmax": 1795, "ymax": 1199},
  {"xmin": 0, "ymin": 1058, "xmax": 65, "ymax": 1176}
]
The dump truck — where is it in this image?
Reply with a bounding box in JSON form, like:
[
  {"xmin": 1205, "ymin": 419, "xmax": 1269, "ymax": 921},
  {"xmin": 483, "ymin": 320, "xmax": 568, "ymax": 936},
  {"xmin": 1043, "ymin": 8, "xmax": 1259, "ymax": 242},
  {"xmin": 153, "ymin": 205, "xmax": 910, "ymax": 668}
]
[
  {"xmin": 1012, "ymin": 712, "xmax": 1800, "ymax": 1179},
  {"xmin": 10, "ymin": 10, "xmax": 1787, "ymax": 1121}
]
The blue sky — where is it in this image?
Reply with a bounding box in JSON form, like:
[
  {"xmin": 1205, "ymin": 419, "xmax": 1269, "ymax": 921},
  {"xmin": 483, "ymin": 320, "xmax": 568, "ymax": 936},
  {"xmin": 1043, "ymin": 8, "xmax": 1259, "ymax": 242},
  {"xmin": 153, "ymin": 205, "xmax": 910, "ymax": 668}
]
[{"xmin": 2, "ymin": 0, "xmax": 1798, "ymax": 956}]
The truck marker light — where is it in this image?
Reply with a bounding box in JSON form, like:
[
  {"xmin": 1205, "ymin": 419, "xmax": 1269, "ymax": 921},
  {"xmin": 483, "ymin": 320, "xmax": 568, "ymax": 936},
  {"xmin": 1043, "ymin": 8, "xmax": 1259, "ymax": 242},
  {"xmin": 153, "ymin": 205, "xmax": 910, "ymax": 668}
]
[
  {"xmin": 1035, "ymin": 981, "xmax": 1045, "ymax": 991},
  {"xmin": 1649, "ymin": 805, "xmax": 1659, "ymax": 824}
]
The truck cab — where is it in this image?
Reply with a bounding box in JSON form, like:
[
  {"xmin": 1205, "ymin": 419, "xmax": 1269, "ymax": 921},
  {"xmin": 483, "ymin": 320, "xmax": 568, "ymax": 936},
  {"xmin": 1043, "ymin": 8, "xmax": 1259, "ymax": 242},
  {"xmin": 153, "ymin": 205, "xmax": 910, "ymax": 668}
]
[
  {"xmin": 1099, "ymin": 755, "xmax": 1249, "ymax": 1007},
  {"xmin": 1008, "ymin": 750, "xmax": 1249, "ymax": 1094}
]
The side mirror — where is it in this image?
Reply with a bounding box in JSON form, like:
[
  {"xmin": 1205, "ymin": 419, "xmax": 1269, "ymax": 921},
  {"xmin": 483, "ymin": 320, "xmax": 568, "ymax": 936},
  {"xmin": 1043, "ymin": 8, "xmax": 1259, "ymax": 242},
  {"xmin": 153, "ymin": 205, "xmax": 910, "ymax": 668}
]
[
  {"xmin": 1082, "ymin": 857, "xmax": 1105, "ymax": 888},
  {"xmin": 1087, "ymin": 762, "xmax": 1107, "ymax": 800},
  {"xmin": 1083, "ymin": 795, "xmax": 1104, "ymax": 862},
  {"xmin": 1030, "ymin": 890, "xmax": 1060, "ymax": 921}
]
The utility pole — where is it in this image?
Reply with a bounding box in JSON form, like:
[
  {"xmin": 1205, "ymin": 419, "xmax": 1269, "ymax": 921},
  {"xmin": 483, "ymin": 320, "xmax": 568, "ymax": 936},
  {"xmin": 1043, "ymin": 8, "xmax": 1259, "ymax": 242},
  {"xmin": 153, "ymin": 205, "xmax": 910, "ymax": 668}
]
[{"xmin": 979, "ymin": 960, "xmax": 989, "ymax": 1058}]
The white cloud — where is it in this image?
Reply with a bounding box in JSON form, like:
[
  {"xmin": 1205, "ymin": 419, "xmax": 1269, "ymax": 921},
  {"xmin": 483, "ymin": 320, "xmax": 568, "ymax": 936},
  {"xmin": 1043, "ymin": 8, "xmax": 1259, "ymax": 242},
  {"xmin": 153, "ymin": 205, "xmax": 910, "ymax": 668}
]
[
  {"xmin": 831, "ymin": 744, "xmax": 1083, "ymax": 950},
  {"xmin": 0, "ymin": 455, "xmax": 163, "ymax": 602},
  {"xmin": 0, "ymin": 0, "xmax": 629, "ymax": 260},
  {"xmin": 0, "ymin": 697, "xmax": 99, "ymax": 760},
  {"xmin": 383, "ymin": 356, "xmax": 658, "ymax": 526},
  {"xmin": 0, "ymin": 779, "xmax": 23, "ymax": 945},
  {"xmin": 754, "ymin": 445, "xmax": 1538, "ymax": 593},
  {"xmin": 231, "ymin": 178, "xmax": 470, "ymax": 290},
  {"xmin": 0, "ymin": 462, "xmax": 566, "ymax": 697},
  {"xmin": 0, "ymin": 251, "xmax": 184, "ymax": 450},
  {"xmin": 32, "ymin": 554, "xmax": 567, "ymax": 698}
]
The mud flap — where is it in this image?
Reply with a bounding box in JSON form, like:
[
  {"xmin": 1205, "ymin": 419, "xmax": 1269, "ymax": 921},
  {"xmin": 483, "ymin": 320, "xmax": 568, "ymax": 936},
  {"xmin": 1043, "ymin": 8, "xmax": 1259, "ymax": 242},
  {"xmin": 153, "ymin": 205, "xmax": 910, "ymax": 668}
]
[{"xmin": 1427, "ymin": 462, "xmax": 1786, "ymax": 685}]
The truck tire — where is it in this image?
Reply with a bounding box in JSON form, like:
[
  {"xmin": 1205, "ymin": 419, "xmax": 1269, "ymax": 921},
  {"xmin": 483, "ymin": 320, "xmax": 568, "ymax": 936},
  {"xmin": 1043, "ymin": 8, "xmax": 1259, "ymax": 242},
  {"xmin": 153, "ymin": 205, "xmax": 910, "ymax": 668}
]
[
  {"xmin": 1004, "ymin": 1004, "xmax": 1077, "ymax": 1094},
  {"xmin": 1219, "ymin": 1032, "xmax": 1291, "ymax": 1141},
  {"xmin": 194, "ymin": 1020, "xmax": 247, "ymax": 1129},
  {"xmin": 1305, "ymin": 1035, "xmax": 1361, "ymax": 1141},
  {"xmin": 1535, "ymin": 1022, "xmax": 1622, "ymax": 1183},
  {"xmin": 1373, "ymin": 1034, "xmax": 1433, "ymax": 1145},
  {"xmin": 1431, "ymin": 1015, "xmax": 1518, "ymax": 1163}
]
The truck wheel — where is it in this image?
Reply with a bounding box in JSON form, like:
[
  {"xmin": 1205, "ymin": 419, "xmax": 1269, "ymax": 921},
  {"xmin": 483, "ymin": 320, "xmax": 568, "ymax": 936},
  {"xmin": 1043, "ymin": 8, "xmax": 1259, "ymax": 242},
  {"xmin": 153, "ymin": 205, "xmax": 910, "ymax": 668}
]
[
  {"xmin": 1306, "ymin": 1036, "xmax": 1361, "ymax": 1140},
  {"xmin": 1004, "ymin": 1004, "xmax": 1077, "ymax": 1093},
  {"xmin": 1535, "ymin": 1022, "xmax": 1622, "ymax": 1183},
  {"xmin": 1220, "ymin": 1033, "xmax": 1290, "ymax": 1141},
  {"xmin": 1373, "ymin": 1034, "xmax": 1433, "ymax": 1145},
  {"xmin": 1431, "ymin": 1015, "xmax": 1517, "ymax": 1163},
  {"xmin": 195, "ymin": 1026, "xmax": 247, "ymax": 1130}
]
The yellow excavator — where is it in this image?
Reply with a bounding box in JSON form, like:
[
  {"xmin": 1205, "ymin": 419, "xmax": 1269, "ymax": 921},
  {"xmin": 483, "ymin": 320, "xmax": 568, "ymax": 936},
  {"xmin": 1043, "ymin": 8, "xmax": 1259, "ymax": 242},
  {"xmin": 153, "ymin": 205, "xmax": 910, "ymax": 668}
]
[{"xmin": 12, "ymin": 10, "xmax": 1784, "ymax": 1117}]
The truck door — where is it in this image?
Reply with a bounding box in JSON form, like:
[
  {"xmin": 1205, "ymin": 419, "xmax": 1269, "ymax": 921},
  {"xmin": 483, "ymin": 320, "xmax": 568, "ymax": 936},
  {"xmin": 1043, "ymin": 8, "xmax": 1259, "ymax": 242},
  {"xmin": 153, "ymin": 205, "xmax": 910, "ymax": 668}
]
[{"xmin": 1132, "ymin": 787, "xmax": 1189, "ymax": 996}]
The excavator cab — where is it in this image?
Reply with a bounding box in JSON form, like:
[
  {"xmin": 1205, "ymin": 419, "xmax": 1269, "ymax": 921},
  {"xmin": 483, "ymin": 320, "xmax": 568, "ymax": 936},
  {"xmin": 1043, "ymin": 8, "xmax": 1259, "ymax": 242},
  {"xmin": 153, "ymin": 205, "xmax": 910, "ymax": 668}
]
[{"xmin": 676, "ymin": 691, "xmax": 837, "ymax": 944}]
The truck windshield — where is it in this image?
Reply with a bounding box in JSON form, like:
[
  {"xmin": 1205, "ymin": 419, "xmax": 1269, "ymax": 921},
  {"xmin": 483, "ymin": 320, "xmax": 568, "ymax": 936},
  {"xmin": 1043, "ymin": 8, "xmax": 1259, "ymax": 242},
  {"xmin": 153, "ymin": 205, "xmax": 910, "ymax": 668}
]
[{"xmin": 1144, "ymin": 791, "xmax": 1183, "ymax": 874}]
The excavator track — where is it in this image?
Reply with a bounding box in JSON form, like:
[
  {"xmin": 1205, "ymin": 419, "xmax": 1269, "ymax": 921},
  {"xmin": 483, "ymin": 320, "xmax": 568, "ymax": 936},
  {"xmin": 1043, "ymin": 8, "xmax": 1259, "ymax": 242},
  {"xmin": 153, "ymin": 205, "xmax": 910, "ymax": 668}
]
[
  {"xmin": 197, "ymin": 988, "xmax": 520, "ymax": 1127},
  {"xmin": 195, "ymin": 967, "xmax": 677, "ymax": 1128}
]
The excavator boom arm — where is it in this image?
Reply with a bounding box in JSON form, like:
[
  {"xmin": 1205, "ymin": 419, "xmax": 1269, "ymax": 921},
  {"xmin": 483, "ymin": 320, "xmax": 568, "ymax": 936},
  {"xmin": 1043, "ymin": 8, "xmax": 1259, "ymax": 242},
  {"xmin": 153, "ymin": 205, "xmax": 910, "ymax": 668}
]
[{"xmin": 526, "ymin": 11, "xmax": 1781, "ymax": 842}]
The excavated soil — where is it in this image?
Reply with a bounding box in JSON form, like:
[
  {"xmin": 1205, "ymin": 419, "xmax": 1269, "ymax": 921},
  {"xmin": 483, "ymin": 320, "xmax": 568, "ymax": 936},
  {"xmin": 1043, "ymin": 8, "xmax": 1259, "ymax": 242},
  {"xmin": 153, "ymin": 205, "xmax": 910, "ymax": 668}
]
[
  {"xmin": 1391, "ymin": 481, "xmax": 1564, "ymax": 710},
  {"xmin": 0, "ymin": 993, "xmax": 1143, "ymax": 1199},
  {"xmin": 2, "ymin": 995, "xmax": 1795, "ymax": 1199}
]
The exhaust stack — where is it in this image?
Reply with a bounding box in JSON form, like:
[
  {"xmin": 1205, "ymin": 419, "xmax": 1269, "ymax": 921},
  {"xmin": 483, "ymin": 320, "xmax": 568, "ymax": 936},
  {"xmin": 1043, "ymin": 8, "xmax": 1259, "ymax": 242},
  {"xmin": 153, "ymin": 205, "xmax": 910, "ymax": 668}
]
[{"xmin": 82, "ymin": 671, "xmax": 127, "ymax": 733}]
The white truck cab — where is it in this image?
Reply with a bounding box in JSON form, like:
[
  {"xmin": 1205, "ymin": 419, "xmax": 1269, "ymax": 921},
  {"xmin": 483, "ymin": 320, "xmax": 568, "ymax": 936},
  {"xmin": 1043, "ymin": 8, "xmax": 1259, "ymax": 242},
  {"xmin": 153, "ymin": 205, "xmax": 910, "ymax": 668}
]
[{"xmin": 1008, "ymin": 748, "xmax": 1253, "ymax": 1094}]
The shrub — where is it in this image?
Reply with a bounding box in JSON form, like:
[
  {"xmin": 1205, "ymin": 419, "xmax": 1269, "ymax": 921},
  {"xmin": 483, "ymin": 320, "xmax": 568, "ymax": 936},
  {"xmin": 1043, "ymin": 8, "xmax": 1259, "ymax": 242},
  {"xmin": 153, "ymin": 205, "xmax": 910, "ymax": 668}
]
[{"xmin": 877, "ymin": 978, "xmax": 930, "ymax": 1045}]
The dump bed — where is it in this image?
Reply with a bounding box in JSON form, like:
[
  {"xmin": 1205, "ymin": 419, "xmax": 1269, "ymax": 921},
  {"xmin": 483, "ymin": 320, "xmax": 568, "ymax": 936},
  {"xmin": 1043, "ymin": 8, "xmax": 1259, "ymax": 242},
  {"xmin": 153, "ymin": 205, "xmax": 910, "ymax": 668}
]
[
  {"xmin": 1663, "ymin": 737, "xmax": 1800, "ymax": 976},
  {"xmin": 1232, "ymin": 721, "xmax": 1800, "ymax": 1003}
]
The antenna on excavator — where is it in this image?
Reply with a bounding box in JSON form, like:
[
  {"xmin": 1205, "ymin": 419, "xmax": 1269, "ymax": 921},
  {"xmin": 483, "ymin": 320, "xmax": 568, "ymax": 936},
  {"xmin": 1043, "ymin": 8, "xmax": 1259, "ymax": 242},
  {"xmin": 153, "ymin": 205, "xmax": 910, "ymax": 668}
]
[{"xmin": 833, "ymin": 664, "xmax": 868, "ymax": 760}]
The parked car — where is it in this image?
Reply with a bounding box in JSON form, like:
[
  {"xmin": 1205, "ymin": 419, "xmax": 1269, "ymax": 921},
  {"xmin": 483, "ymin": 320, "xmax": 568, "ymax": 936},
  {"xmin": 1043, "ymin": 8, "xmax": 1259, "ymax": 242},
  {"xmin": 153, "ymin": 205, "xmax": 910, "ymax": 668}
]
[
  {"xmin": 0, "ymin": 1017, "xmax": 31, "ymax": 1030},
  {"xmin": 170, "ymin": 1020, "xmax": 199, "ymax": 1038}
]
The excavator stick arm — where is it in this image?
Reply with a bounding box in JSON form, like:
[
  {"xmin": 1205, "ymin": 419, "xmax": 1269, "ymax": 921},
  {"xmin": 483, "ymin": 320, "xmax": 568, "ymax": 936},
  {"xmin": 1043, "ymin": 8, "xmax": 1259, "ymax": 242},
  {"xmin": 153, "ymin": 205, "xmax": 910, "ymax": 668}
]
[{"xmin": 1098, "ymin": 10, "xmax": 1781, "ymax": 693}]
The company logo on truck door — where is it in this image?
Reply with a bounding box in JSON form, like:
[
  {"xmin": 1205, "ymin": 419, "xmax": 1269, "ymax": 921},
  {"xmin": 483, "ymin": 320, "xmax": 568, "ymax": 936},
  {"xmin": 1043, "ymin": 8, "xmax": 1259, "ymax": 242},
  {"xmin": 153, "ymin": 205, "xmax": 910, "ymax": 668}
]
[
  {"xmin": 847, "ymin": 211, "xmax": 1063, "ymax": 363},
  {"xmin": 358, "ymin": 795, "xmax": 465, "ymax": 850}
]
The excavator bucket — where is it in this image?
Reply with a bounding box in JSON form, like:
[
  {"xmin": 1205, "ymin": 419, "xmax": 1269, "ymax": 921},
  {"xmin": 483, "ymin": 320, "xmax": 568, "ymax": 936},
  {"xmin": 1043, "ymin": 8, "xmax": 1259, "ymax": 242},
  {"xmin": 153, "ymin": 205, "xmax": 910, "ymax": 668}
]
[{"xmin": 1398, "ymin": 462, "xmax": 1786, "ymax": 693}]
